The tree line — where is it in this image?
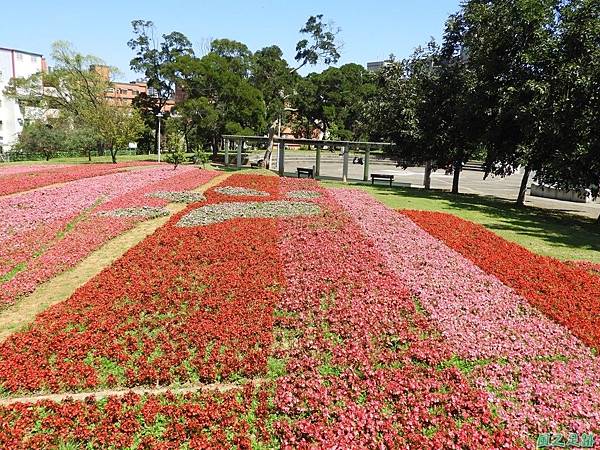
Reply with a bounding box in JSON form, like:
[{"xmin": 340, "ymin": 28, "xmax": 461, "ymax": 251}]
[{"xmin": 363, "ymin": 0, "xmax": 598, "ymax": 210}]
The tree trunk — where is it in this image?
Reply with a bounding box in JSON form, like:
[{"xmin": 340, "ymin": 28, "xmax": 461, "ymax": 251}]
[
  {"xmin": 516, "ymin": 166, "xmax": 531, "ymax": 207},
  {"xmin": 88, "ymin": 148, "xmax": 92, "ymax": 162},
  {"xmin": 423, "ymin": 161, "xmax": 433, "ymax": 190},
  {"xmin": 452, "ymin": 160, "xmax": 462, "ymax": 194},
  {"xmin": 263, "ymin": 120, "xmax": 278, "ymax": 169},
  {"xmin": 110, "ymin": 147, "xmax": 117, "ymax": 164},
  {"xmin": 597, "ymin": 213, "xmax": 600, "ymax": 225},
  {"xmin": 210, "ymin": 137, "xmax": 218, "ymax": 157}
]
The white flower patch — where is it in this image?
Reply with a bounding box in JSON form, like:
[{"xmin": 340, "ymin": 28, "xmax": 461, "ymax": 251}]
[
  {"xmin": 286, "ymin": 190, "xmax": 322, "ymax": 199},
  {"xmin": 214, "ymin": 186, "xmax": 270, "ymax": 197},
  {"xmin": 177, "ymin": 201, "xmax": 321, "ymax": 227},
  {"xmin": 146, "ymin": 191, "xmax": 206, "ymax": 203},
  {"xmin": 98, "ymin": 206, "xmax": 170, "ymax": 219}
]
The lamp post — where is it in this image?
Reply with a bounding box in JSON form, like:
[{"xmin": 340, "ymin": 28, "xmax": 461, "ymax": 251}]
[{"xmin": 156, "ymin": 112, "xmax": 164, "ymax": 163}]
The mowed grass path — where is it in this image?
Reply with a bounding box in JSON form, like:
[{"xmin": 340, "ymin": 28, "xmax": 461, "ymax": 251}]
[{"xmin": 323, "ymin": 181, "xmax": 600, "ymax": 263}]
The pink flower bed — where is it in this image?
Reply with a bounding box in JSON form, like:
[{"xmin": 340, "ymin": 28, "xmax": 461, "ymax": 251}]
[
  {"xmin": 0, "ymin": 217, "xmax": 135, "ymax": 305},
  {"xmin": 0, "ymin": 166, "xmax": 187, "ymax": 242},
  {"xmin": 0, "ymin": 166, "xmax": 183, "ymax": 282},
  {"xmin": 330, "ymin": 188, "xmax": 600, "ymax": 442},
  {"xmin": 273, "ymin": 178, "xmax": 517, "ymax": 448},
  {"xmin": 0, "ymin": 162, "xmax": 157, "ymax": 196},
  {"xmin": 0, "ymin": 168, "xmax": 219, "ymax": 307},
  {"xmin": 331, "ymin": 189, "xmax": 590, "ymax": 360}
]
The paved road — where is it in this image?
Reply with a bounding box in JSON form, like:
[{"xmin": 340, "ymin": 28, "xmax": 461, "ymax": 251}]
[{"xmin": 276, "ymin": 155, "xmax": 600, "ymax": 220}]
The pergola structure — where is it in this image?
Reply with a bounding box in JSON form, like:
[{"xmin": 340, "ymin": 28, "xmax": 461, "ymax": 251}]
[{"xmin": 221, "ymin": 135, "xmax": 395, "ymax": 182}]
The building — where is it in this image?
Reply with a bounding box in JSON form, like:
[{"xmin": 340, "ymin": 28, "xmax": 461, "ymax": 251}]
[
  {"xmin": 366, "ymin": 60, "xmax": 390, "ymax": 72},
  {"xmin": 0, "ymin": 47, "xmax": 47, "ymax": 151},
  {"xmin": 91, "ymin": 65, "xmax": 176, "ymax": 112}
]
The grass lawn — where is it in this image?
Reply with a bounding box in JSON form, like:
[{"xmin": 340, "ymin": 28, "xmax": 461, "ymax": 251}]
[{"xmin": 322, "ymin": 180, "xmax": 600, "ymax": 263}]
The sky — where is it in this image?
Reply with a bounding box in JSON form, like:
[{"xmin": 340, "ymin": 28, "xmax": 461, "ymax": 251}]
[{"xmin": 0, "ymin": 0, "xmax": 461, "ymax": 81}]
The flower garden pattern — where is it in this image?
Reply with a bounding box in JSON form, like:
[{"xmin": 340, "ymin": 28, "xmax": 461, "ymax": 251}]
[
  {"xmin": 0, "ymin": 172, "xmax": 598, "ymax": 448},
  {"xmin": 0, "ymin": 165, "xmax": 219, "ymax": 307}
]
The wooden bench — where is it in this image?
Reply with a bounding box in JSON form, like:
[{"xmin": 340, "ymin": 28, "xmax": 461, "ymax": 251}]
[
  {"xmin": 297, "ymin": 167, "xmax": 314, "ymax": 179},
  {"xmin": 371, "ymin": 173, "xmax": 394, "ymax": 187}
]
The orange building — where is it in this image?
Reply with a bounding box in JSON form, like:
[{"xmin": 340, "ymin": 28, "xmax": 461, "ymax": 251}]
[{"xmin": 91, "ymin": 65, "xmax": 176, "ymax": 112}]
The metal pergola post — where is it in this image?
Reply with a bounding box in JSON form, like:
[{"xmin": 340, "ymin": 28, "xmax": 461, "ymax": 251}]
[
  {"xmin": 342, "ymin": 146, "xmax": 349, "ymax": 182},
  {"xmin": 278, "ymin": 141, "xmax": 285, "ymax": 176},
  {"xmin": 236, "ymin": 140, "xmax": 243, "ymax": 169},
  {"xmin": 315, "ymin": 145, "xmax": 322, "ymax": 178},
  {"xmin": 224, "ymin": 139, "xmax": 229, "ymax": 167},
  {"xmin": 363, "ymin": 145, "xmax": 371, "ymax": 182}
]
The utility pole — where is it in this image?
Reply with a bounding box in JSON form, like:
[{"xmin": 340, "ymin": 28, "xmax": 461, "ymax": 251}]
[{"xmin": 156, "ymin": 112, "xmax": 164, "ymax": 163}]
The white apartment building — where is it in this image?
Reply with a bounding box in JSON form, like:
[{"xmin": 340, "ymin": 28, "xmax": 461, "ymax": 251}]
[{"xmin": 0, "ymin": 47, "xmax": 46, "ymax": 152}]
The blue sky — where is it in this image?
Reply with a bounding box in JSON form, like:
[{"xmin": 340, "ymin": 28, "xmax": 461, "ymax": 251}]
[{"xmin": 0, "ymin": 0, "xmax": 461, "ymax": 81}]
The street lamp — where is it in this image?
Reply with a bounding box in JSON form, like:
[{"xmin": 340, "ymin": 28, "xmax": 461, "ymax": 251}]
[{"xmin": 156, "ymin": 112, "xmax": 164, "ymax": 163}]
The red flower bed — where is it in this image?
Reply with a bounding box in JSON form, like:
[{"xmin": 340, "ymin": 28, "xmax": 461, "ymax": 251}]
[
  {"xmin": 566, "ymin": 260, "xmax": 600, "ymax": 276},
  {"xmin": 0, "ymin": 162, "xmax": 157, "ymax": 196},
  {"xmin": 402, "ymin": 210, "xmax": 600, "ymax": 350},
  {"xmin": 0, "ymin": 174, "xmax": 283, "ymax": 393},
  {"xmin": 0, "ymin": 388, "xmax": 264, "ymax": 449}
]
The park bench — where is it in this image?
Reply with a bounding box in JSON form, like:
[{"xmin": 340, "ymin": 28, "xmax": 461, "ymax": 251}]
[
  {"xmin": 250, "ymin": 159, "xmax": 264, "ymax": 168},
  {"xmin": 297, "ymin": 167, "xmax": 314, "ymax": 179},
  {"xmin": 371, "ymin": 173, "xmax": 394, "ymax": 187}
]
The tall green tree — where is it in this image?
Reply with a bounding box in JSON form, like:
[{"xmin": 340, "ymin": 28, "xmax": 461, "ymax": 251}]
[
  {"xmin": 533, "ymin": 0, "xmax": 600, "ymax": 221},
  {"xmin": 362, "ymin": 39, "xmax": 479, "ymax": 194},
  {"xmin": 293, "ymin": 63, "xmax": 375, "ymax": 140},
  {"xmin": 5, "ymin": 41, "xmax": 145, "ymax": 163},
  {"xmin": 4, "ymin": 41, "xmax": 110, "ymax": 118},
  {"xmin": 457, "ymin": 0, "xmax": 561, "ymax": 205},
  {"xmin": 250, "ymin": 45, "xmax": 297, "ymax": 167},
  {"xmin": 294, "ymin": 14, "xmax": 341, "ymax": 72},
  {"xmin": 128, "ymin": 20, "xmax": 194, "ymax": 152},
  {"xmin": 175, "ymin": 51, "xmax": 266, "ymax": 155}
]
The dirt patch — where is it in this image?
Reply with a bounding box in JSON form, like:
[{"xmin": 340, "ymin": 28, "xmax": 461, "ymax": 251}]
[
  {"xmin": 0, "ymin": 377, "xmax": 265, "ymax": 406},
  {"xmin": 0, "ymin": 172, "xmax": 230, "ymax": 342}
]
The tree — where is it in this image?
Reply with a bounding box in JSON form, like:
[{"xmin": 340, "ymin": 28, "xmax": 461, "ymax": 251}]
[
  {"xmin": 4, "ymin": 41, "xmax": 110, "ymax": 120},
  {"xmin": 210, "ymin": 39, "xmax": 253, "ymax": 76},
  {"xmin": 128, "ymin": 20, "xmax": 194, "ymax": 152},
  {"xmin": 362, "ymin": 39, "xmax": 480, "ymax": 194},
  {"xmin": 457, "ymin": 0, "xmax": 561, "ymax": 205},
  {"xmin": 175, "ymin": 51, "xmax": 266, "ymax": 155},
  {"xmin": 294, "ymin": 14, "xmax": 341, "ymax": 72},
  {"xmin": 5, "ymin": 41, "xmax": 144, "ymax": 162},
  {"xmin": 13, "ymin": 121, "xmax": 65, "ymax": 161},
  {"xmin": 164, "ymin": 126, "xmax": 186, "ymax": 169},
  {"xmin": 64, "ymin": 126, "xmax": 100, "ymax": 161},
  {"xmin": 82, "ymin": 101, "xmax": 146, "ymax": 163},
  {"xmin": 174, "ymin": 97, "xmax": 220, "ymax": 152},
  {"xmin": 293, "ymin": 64, "xmax": 375, "ymax": 141},
  {"xmin": 531, "ymin": 0, "xmax": 600, "ymax": 221},
  {"xmin": 251, "ymin": 45, "xmax": 297, "ymax": 168}
]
